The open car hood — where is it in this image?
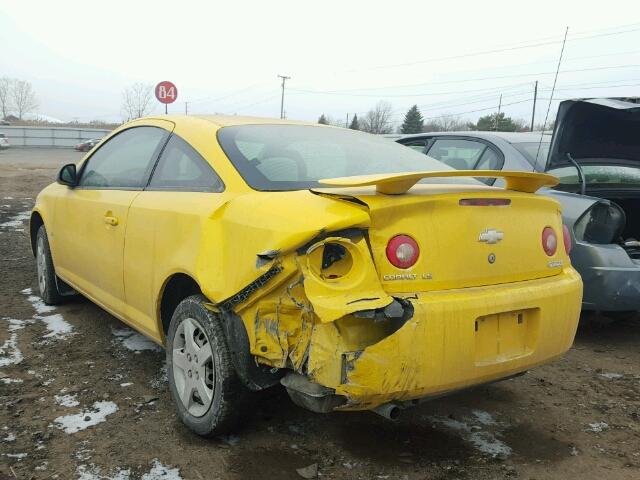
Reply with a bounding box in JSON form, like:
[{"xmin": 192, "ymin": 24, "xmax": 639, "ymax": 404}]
[{"xmin": 547, "ymin": 97, "xmax": 640, "ymax": 170}]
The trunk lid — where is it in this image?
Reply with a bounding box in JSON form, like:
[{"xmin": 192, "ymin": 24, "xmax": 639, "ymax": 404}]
[
  {"xmin": 547, "ymin": 97, "xmax": 640, "ymax": 170},
  {"xmin": 315, "ymin": 171, "xmax": 568, "ymax": 293}
]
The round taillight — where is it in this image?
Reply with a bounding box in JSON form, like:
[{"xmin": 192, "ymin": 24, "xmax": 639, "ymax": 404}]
[
  {"xmin": 542, "ymin": 226, "xmax": 557, "ymax": 256},
  {"xmin": 386, "ymin": 235, "xmax": 419, "ymax": 269},
  {"xmin": 562, "ymin": 224, "xmax": 572, "ymax": 255}
]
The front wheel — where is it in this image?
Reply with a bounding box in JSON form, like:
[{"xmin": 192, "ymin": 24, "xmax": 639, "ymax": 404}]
[
  {"xmin": 35, "ymin": 226, "xmax": 64, "ymax": 305},
  {"xmin": 166, "ymin": 295, "xmax": 251, "ymax": 436}
]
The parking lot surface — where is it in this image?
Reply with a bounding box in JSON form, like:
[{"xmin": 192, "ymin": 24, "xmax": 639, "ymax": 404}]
[{"xmin": 1, "ymin": 148, "xmax": 639, "ymax": 479}]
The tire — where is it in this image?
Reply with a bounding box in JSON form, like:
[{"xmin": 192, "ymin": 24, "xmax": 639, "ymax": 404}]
[
  {"xmin": 166, "ymin": 294, "xmax": 251, "ymax": 437},
  {"xmin": 35, "ymin": 225, "xmax": 64, "ymax": 305}
]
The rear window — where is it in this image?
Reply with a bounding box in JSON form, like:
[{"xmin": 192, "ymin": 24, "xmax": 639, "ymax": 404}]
[{"xmin": 217, "ymin": 124, "xmax": 473, "ymax": 191}]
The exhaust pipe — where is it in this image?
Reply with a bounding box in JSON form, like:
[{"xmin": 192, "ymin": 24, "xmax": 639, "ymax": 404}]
[{"xmin": 373, "ymin": 403, "xmax": 401, "ymax": 421}]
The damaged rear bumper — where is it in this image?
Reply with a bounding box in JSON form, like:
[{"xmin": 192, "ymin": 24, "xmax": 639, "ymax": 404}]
[{"xmin": 298, "ymin": 268, "xmax": 582, "ymax": 411}]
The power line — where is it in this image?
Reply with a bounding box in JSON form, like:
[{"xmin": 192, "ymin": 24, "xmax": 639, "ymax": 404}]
[
  {"xmin": 292, "ymin": 64, "xmax": 640, "ymax": 96},
  {"xmin": 347, "ymin": 25, "xmax": 640, "ymax": 72},
  {"xmin": 537, "ymin": 27, "xmax": 569, "ymax": 162},
  {"xmin": 186, "ymin": 83, "xmax": 263, "ymax": 106}
]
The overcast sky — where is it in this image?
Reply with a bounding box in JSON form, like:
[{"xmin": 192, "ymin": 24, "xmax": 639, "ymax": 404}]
[{"xmin": 1, "ymin": 0, "xmax": 639, "ymax": 127}]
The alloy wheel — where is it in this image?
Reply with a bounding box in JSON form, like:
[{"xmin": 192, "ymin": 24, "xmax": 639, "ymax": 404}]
[
  {"xmin": 172, "ymin": 317, "xmax": 215, "ymax": 417},
  {"xmin": 36, "ymin": 236, "xmax": 47, "ymax": 295}
]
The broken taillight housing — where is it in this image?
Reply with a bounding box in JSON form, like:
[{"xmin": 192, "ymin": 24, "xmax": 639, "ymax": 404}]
[
  {"xmin": 542, "ymin": 226, "xmax": 557, "ymax": 256},
  {"xmin": 386, "ymin": 235, "xmax": 419, "ymax": 269}
]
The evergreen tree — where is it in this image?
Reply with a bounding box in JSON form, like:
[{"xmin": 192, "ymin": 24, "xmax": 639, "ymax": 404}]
[
  {"xmin": 318, "ymin": 114, "xmax": 328, "ymax": 124},
  {"xmin": 471, "ymin": 112, "xmax": 521, "ymax": 132},
  {"xmin": 349, "ymin": 114, "xmax": 359, "ymax": 130},
  {"xmin": 401, "ymin": 105, "xmax": 424, "ymax": 134}
]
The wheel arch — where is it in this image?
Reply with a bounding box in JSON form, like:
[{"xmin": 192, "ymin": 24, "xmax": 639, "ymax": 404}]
[
  {"xmin": 29, "ymin": 210, "xmax": 44, "ymax": 257},
  {"xmin": 158, "ymin": 272, "xmax": 203, "ymax": 339}
]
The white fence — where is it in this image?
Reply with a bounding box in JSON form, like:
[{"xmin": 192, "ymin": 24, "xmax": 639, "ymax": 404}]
[{"xmin": 0, "ymin": 126, "xmax": 112, "ymax": 148}]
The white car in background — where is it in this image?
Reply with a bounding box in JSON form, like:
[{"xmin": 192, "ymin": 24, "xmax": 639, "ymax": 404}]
[{"xmin": 0, "ymin": 133, "xmax": 10, "ymax": 150}]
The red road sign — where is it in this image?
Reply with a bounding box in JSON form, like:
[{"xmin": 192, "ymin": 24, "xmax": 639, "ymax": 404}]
[{"xmin": 155, "ymin": 81, "xmax": 178, "ymax": 104}]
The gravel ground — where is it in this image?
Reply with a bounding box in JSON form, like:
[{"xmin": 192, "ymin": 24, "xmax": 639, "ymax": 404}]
[{"xmin": 1, "ymin": 148, "xmax": 639, "ymax": 479}]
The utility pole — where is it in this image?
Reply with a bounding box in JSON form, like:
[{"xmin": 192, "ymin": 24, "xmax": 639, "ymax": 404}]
[
  {"xmin": 494, "ymin": 94, "xmax": 502, "ymax": 131},
  {"xmin": 185, "ymin": 102, "xmax": 189, "ymax": 115},
  {"xmin": 278, "ymin": 74, "xmax": 291, "ymax": 119},
  {"xmin": 346, "ymin": 113, "xmax": 349, "ymax": 128},
  {"xmin": 530, "ymin": 81, "xmax": 538, "ymax": 131}
]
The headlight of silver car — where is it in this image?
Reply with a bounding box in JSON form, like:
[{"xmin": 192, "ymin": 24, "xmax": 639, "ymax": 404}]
[{"xmin": 573, "ymin": 201, "xmax": 625, "ymax": 244}]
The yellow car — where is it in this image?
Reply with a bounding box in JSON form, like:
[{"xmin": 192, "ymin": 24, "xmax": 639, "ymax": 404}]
[{"xmin": 31, "ymin": 116, "xmax": 582, "ymax": 435}]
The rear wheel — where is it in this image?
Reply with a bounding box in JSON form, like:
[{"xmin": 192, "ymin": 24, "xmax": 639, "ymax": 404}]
[
  {"xmin": 36, "ymin": 226, "xmax": 64, "ymax": 305},
  {"xmin": 166, "ymin": 295, "xmax": 250, "ymax": 436}
]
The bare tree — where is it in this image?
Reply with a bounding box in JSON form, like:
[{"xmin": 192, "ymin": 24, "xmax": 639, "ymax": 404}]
[
  {"xmin": 0, "ymin": 77, "xmax": 12, "ymax": 119},
  {"xmin": 423, "ymin": 113, "xmax": 469, "ymax": 132},
  {"xmin": 12, "ymin": 80, "xmax": 38, "ymax": 120},
  {"xmin": 122, "ymin": 83, "xmax": 153, "ymax": 120},
  {"xmin": 360, "ymin": 101, "xmax": 394, "ymax": 134}
]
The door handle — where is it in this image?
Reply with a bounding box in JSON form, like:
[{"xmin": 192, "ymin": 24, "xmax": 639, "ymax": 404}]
[{"xmin": 104, "ymin": 215, "xmax": 119, "ymax": 226}]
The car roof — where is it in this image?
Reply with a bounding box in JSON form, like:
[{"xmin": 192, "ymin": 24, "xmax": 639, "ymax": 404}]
[
  {"xmin": 399, "ymin": 131, "xmax": 552, "ymax": 144},
  {"xmin": 141, "ymin": 114, "xmax": 323, "ymax": 129}
]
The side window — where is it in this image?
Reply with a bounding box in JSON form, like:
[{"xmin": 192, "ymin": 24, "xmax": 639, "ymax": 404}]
[
  {"xmin": 401, "ymin": 140, "xmax": 427, "ymax": 153},
  {"xmin": 78, "ymin": 127, "xmax": 167, "ymax": 189},
  {"xmin": 148, "ymin": 135, "xmax": 224, "ymax": 192},
  {"xmin": 427, "ymin": 139, "xmax": 487, "ymax": 170}
]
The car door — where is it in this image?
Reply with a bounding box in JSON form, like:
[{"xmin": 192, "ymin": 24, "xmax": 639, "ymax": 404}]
[
  {"xmin": 122, "ymin": 133, "xmax": 227, "ymax": 339},
  {"xmin": 52, "ymin": 123, "xmax": 171, "ymax": 315}
]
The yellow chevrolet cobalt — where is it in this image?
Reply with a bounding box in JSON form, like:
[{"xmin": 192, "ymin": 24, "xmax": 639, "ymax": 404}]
[{"xmin": 31, "ymin": 116, "xmax": 582, "ymax": 435}]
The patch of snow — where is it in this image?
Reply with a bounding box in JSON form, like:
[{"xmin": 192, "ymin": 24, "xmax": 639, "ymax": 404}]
[
  {"xmin": 120, "ymin": 382, "xmax": 133, "ymax": 387},
  {"xmin": 55, "ymin": 393, "xmax": 80, "ymax": 407},
  {"xmin": 141, "ymin": 459, "xmax": 182, "ymax": 480},
  {"xmin": 53, "ymin": 401, "xmax": 118, "ymax": 434},
  {"xmin": 112, "ymin": 327, "xmax": 161, "ymax": 353},
  {"xmin": 587, "ymin": 422, "xmax": 609, "ymax": 433},
  {"xmin": 5, "ymin": 453, "xmax": 27, "ymax": 460},
  {"xmin": 599, "ymin": 372, "xmax": 623, "ymax": 380},
  {"xmin": 20, "ymin": 290, "xmax": 75, "ymax": 340},
  {"xmin": 26, "ymin": 294, "xmax": 56, "ymax": 314},
  {"xmin": 7, "ymin": 318, "xmax": 29, "ymax": 332},
  {"xmin": 0, "ymin": 210, "xmax": 30, "ymax": 229},
  {"xmin": 77, "ymin": 464, "xmax": 131, "ymax": 480},
  {"xmin": 429, "ymin": 411, "xmax": 512, "ymax": 458},
  {"xmin": 1, "ymin": 377, "xmax": 23, "ymax": 384},
  {"xmin": 39, "ymin": 313, "xmax": 74, "ymax": 339},
  {"xmin": 76, "ymin": 460, "xmax": 180, "ymax": 480},
  {"xmin": 472, "ymin": 409, "xmax": 497, "ymax": 426},
  {"xmin": 0, "ymin": 332, "xmax": 23, "ymax": 367},
  {"xmin": 3, "ymin": 432, "xmax": 16, "ymax": 442}
]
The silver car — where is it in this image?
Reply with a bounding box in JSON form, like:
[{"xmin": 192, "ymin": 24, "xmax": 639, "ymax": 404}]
[
  {"xmin": 397, "ymin": 99, "xmax": 640, "ymax": 313},
  {"xmin": 0, "ymin": 133, "xmax": 10, "ymax": 150}
]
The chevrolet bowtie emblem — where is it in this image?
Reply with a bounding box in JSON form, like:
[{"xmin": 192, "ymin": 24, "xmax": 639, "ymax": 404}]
[{"xmin": 478, "ymin": 229, "xmax": 504, "ymax": 244}]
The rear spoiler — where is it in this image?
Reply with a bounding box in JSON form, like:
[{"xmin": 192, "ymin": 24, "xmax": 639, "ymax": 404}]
[{"xmin": 318, "ymin": 170, "xmax": 559, "ymax": 194}]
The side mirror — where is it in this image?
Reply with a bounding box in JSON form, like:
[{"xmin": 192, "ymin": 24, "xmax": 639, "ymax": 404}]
[{"xmin": 57, "ymin": 163, "xmax": 78, "ymax": 187}]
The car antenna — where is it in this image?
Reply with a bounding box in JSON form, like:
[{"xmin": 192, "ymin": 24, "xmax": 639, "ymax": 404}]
[
  {"xmin": 535, "ymin": 26, "xmax": 569, "ymax": 164},
  {"xmin": 566, "ymin": 152, "xmax": 586, "ymax": 195}
]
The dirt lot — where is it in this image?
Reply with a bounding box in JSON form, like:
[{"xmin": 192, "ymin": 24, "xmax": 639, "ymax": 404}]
[{"xmin": 1, "ymin": 148, "xmax": 639, "ymax": 480}]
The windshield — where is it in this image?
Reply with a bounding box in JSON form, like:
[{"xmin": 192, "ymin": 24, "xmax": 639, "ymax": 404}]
[
  {"xmin": 512, "ymin": 142, "xmax": 550, "ymax": 166},
  {"xmin": 548, "ymin": 165, "xmax": 640, "ymax": 188},
  {"xmin": 217, "ymin": 124, "xmax": 472, "ymax": 191}
]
